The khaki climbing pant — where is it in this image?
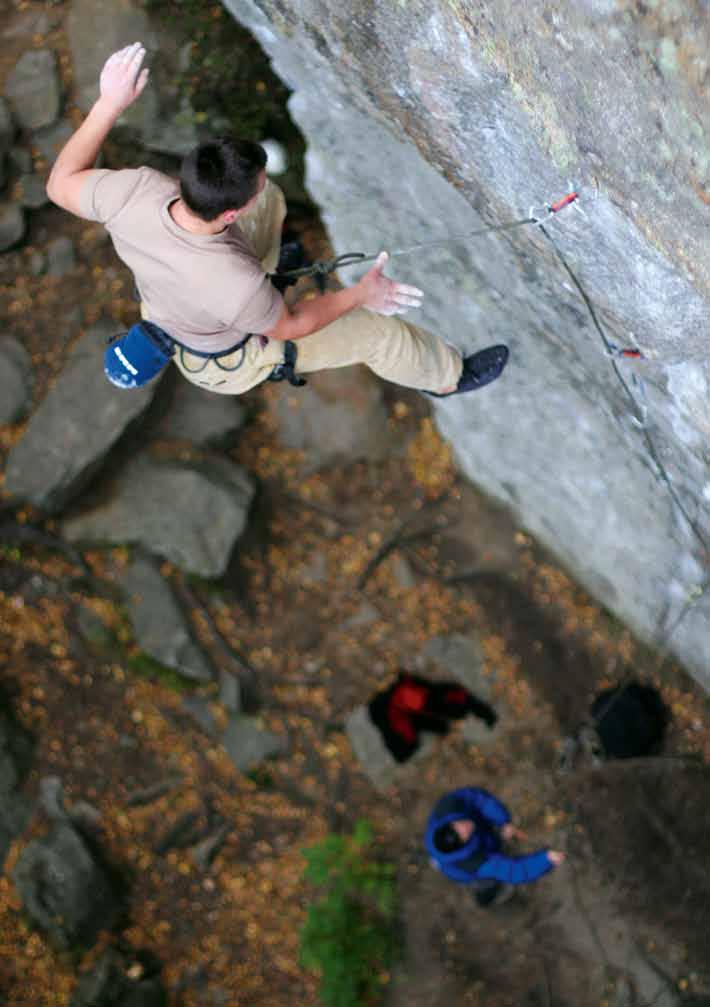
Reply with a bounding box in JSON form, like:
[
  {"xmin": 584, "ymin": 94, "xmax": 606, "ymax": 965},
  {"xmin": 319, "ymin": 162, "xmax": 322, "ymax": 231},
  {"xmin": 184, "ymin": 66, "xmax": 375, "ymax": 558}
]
[{"xmin": 173, "ymin": 180, "xmax": 463, "ymax": 396}]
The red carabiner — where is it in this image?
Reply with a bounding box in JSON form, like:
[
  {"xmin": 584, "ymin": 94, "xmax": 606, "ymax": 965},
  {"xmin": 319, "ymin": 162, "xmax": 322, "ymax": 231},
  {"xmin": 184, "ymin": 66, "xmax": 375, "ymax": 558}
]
[{"xmin": 549, "ymin": 192, "xmax": 578, "ymax": 214}]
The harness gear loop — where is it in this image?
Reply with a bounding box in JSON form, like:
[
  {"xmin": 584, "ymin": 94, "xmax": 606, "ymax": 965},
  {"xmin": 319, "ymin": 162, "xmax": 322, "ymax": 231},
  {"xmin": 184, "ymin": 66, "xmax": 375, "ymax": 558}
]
[{"xmin": 178, "ymin": 334, "xmax": 252, "ymax": 374}]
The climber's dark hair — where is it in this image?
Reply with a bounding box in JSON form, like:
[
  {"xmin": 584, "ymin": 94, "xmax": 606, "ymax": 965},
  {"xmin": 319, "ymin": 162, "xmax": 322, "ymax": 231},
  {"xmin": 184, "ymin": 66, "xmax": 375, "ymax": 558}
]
[
  {"xmin": 434, "ymin": 824, "xmax": 465, "ymax": 853},
  {"xmin": 180, "ymin": 138, "xmax": 267, "ymax": 221}
]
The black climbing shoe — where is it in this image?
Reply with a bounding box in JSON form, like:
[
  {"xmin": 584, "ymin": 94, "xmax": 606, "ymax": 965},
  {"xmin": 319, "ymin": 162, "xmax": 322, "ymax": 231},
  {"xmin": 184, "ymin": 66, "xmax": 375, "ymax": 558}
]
[{"xmin": 429, "ymin": 344, "xmax": 509, "ymax": 397}]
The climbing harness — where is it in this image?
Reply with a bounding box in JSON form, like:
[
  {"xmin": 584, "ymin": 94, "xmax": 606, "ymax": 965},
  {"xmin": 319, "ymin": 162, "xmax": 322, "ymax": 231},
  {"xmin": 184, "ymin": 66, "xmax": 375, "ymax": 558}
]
[
  {"xmin": 105, "ymin": 324, "xmax": 305, "ymax": 390},
  {"xmin": 104, "ymin": 321, "xmax": 254, "ymax": 389}
]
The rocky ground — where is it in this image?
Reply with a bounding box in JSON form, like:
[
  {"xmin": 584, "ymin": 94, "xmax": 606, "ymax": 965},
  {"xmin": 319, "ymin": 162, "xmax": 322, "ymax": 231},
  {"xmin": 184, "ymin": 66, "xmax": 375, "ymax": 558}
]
[{"xmin": 1, "ymin": 2, "xmax": 710, "ymax": 1006}]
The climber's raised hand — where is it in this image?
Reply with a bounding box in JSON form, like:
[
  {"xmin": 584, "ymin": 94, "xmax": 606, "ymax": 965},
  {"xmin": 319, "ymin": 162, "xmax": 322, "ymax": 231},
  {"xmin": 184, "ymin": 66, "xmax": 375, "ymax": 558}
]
[
  {"xmin": 99, "ymin": 43, "xmax": 150, "ymax": 114},
  {"xmin": 358, "ymin": 252, "xmax": 424, "ymax": 316}
]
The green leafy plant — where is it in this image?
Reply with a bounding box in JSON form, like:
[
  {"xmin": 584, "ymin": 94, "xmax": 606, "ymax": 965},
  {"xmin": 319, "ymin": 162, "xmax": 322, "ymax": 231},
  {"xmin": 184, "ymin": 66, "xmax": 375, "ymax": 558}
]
[
  {"xmin": 299, "ymin": 820, "xmax": 399, "ymax": 1007},
  {"xmin": 127, "ymin": 652, "xmax": 195, "ymax": 693}
]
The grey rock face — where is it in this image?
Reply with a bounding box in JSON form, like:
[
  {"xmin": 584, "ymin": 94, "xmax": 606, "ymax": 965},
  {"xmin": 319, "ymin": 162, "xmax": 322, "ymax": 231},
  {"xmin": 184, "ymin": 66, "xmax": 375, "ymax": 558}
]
[
  {"xmin": 12, "ymin": 823, "xmax": 118, "ymax": 948},
  {"xmin": 6, "ymin": 50, "xmax": 61, "ymax": 131},
  {"xmin": 222, "ymin": 714, "xmax": 285, "ymax": 772},
  {"xmin": 46, "ymin": 236, "xmax": 76, "ymax": 276},
  {"xmin": 120, "ymin": 557, "xmax": 213, "ymax": 682},
  {"xmin": 70, "ymin": 947, "xmax": 167, "ymax": 1007},
  {"xmin": 223, "ymin": 0, "xmax": 710, "ymax": 685},
  {"xmin": 62, "ymin": 454, "xmax": 255, "ymax": 578},
  {"xmin": 153, "ymin": 378, "xmax": 246, "ymax": 447},
  {"xmin": 0, "ymin": 335, "xmax": 33, "ymax": 424},
  {"xmin": 4, "ymin": 321, "xmax": 157, "ymax": 513},
  {"xmin": 0, "ymin": 203, "xmax": 25, "ymax": 251},
  {"xmin": 17, "ymin": 173, "xmax": 49, "ymax": 210}
]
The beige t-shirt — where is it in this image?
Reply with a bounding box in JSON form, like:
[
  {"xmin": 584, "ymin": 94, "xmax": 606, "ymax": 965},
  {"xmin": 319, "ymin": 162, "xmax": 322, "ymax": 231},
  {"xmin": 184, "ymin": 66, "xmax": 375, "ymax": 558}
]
[{"xmin": 80, "ymin": 167, "xmax": 283, "ymax": 353}]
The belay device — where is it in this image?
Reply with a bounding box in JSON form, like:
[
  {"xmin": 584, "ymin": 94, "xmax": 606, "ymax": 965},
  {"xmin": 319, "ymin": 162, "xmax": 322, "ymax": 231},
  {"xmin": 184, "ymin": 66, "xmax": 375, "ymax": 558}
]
[{"xmin": 104, "ymin": 321, "xmax": 176, "ymax": 389}]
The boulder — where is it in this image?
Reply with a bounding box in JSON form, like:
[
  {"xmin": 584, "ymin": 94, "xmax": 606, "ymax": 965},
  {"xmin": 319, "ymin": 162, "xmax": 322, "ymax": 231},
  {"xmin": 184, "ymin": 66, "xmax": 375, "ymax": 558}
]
[
  {"xmin": 218, "ymin": 670, "xmax": 241, "ymax": 713},
  {"xmin": 77, "ymin": 605, "xmax": 117, "ymax": 651},
  {"xmin": 181, "ymin": 695, "xmax": 218, "ymax": 736},
  {"xmin": 153, "ymin": 377, "xmax": 246, "ymax": 447},
  {"xmin": 423, "ymin": 634, "xmax": 492, "ymax": 701},
  {"xmin": 0, "ymin": 335, "xmax": 33, "ymax": 424},
  {"xmin": 222, "ymin": 714, "xmax": 285, "ymax": 772},
  {"xmin": 61, "ymin": 454, "xmax": 255, "ymax": 578},
  {"xmin": 4, "ymin": 320, "xmax": 158, "ymax": 513},
  {"xmin": 142, "ymin": 96, "xmax": 201, "ymax": 158},
  {"xmin": 424, "ymin": 634, "xmax": 502, "ymax": 747},
  {"xmin": 0, "ymin": 98, "xmax": 14, "ymax": 155},
  {"xmin": 46, "ymin": 236, "xmax": 76, "ymax": 276},
  {"xmin": 66, "ymin": 0, "xmax": 160, "ymax": 121},
  {"xmin": 0, "ymin": 203, "xmax": 25, "ymax": 251},
  {"xmin": 270, "ymin": 366, "xmax": 392, "ymax": 471},
  {"xmin": 345, "ymin": 705, "xmax": 432, "ymax": 792},
  {"xmin": 66, "ymin": 0, "xmax": 198, "ymax": 153},
  {"xmin": 12, "ymin": 822, "xmax": 118, "ymax": 948},
  {"xmin": 5, "ymin": 50, "xmax": 61, "ymax": 131},
  {"xmin": 120, "ymin": 557, "xmax": 213, "ymax": 682},
  {"xmin": 17, "ymin": 173, "xmax": 49, "ymax": 210},
  {"xmin": 31, "ymin": 119, "xmax": 73, "ymax": 168},
  {"xmin": 28, "ymin": 249, "xmax": 46, "ymax": 277},
  {"xmin": 70, "ymin": 947, "xmax": 167, "ymax": 1007},
  {"xmin": 8, "ymin": 146, "xmax": 32, "ymax": 174},
  {"xmin": 0, "ymin": 705, "xmax": 34, "ymax": 867}
]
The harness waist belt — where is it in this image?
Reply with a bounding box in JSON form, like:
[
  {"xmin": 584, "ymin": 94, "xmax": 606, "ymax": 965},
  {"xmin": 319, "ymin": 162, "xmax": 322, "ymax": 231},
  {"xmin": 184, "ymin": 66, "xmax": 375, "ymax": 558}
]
[{"xmin": 175, "ymin": 332, "xmax": 254, "ymax": 359}]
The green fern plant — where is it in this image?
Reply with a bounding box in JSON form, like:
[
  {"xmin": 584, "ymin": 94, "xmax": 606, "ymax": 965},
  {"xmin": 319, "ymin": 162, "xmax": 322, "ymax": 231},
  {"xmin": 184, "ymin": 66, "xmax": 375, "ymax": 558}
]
[{"xmin": 299, "ymin": 820, "xmax": 399, "ymax": 1007}]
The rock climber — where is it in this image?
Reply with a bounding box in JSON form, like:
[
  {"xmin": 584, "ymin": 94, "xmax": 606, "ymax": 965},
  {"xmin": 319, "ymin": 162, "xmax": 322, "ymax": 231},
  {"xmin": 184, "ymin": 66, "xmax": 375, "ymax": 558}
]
[{"xmin": 47, "ymin": 42, "xmax": 509, "ymax": 396}]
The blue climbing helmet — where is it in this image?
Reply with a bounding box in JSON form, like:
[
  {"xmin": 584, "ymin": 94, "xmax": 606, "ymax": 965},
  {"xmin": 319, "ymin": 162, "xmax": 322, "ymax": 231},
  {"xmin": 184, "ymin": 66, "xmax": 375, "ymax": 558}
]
[{"xmin": 104, "ymin": 321, "xmax": 175, "ymax": 389}]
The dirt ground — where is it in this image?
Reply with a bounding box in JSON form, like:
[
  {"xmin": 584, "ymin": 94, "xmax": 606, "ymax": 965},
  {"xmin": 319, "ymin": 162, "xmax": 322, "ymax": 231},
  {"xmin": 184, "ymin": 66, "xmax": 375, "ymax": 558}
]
[{"xmin": 2, "ymin": 3, "xmax": 710, "ymax": 1006}]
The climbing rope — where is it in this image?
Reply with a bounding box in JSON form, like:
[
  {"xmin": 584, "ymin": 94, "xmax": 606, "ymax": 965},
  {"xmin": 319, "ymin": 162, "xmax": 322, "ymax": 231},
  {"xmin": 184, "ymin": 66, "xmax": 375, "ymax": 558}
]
[
  {"xmin": 535, "ymin": 222, "xmax": 710, "ymax": 662},
  {"xmin": 277, "ymin": 192, "xmax": 579, "ymax": 282}
]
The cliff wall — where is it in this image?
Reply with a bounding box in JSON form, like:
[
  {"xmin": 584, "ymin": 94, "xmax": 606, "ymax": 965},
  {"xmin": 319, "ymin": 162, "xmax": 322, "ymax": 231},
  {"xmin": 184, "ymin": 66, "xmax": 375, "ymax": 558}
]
[{"xmin": 224, "ymin": 0, "xmax": 710, "ymax": 684}]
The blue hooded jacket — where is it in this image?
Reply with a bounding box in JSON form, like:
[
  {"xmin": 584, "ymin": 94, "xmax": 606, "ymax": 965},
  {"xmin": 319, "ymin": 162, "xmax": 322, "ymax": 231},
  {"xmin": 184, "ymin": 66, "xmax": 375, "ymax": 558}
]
[{"xmin": 425, "ymin": 788, "xmax": 553, "ymax": 885}]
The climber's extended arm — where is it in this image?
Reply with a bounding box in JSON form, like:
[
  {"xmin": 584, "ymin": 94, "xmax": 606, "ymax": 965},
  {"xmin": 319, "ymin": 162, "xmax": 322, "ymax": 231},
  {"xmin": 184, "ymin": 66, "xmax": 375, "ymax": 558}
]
[
  {"xmin": 47, "ymin": 43, "xmax": 149, "ymax": 216},
  {"xmin": 264, "ymin": 252, "xmax": 423, "ymax": 341}
]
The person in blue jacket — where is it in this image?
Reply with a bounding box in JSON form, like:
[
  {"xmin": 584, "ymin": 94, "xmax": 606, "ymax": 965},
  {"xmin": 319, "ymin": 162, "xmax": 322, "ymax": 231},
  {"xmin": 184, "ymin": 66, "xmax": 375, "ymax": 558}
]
[{"xmin": 425, "ymin": 787, "xmax": 565, "ymax": 906}]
